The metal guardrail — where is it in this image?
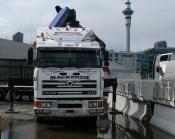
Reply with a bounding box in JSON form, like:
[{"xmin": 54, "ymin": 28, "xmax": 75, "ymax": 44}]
[
  {"xmin": 153, "ymin": 80, "xmax": 175, "ymax": 107},
  {"xmin": 116, "ymin": 79, "xmax": 143, "ymax": 101},
  {"xmin": 116, "ymin": 79, "xmax": 175, "ymax": 107}
]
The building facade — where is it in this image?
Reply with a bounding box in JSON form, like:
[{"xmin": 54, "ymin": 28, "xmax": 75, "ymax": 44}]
[
  {"xmin": 109, "ymin": 50, "xmax": 149, "ymax": 79},
  {"xmin": 109, "ymin": 50, "xmax": 137, "ymax": 73},
  {"xmin": 136, "ymin": 52, "xmax": 149, "ymax": 79},
  {"xmin": 0, "ymin": 59, "xmax": 33, "ymax": 81},
  {"xmin": 0, "ymin": 38, "xmax": 33, "ymax": 82}
]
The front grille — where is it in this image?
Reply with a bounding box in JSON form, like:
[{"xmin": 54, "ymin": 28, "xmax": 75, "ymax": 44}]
[
  {"xmin": 42, "ymin": 84, "xmax": 96, "ymax": 88},
  {"xmin": 42, "ymin": 91, "xmax": 97, "ymax": 95},
  {"xmin": 42, "ymin": 80, "xmax": 97, "ymax": 89}
]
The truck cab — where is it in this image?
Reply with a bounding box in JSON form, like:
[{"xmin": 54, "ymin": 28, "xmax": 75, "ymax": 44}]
[
  {"xmin": 154, "ymin": 53, "xmax": 175, "ymax": 80},
  {"xmin": 28, "ymin": 26, "xmax": 109, "ymax": 119}
]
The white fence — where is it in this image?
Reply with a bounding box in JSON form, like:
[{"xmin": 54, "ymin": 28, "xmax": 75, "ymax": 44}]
[
  {"xmin": 116, "ymin": 79, "xmax": 142, "ymax": 100},
  {"xmin": 153, "ymin": 81, "xmax": 175, "ymax": 107},
  {"xmin": 116, "ymin": 79, "xmax": 155, "ymax": 101},
  {"xmin": 116, "ymin": 79, "xmax": 175, "ymax": 107}
]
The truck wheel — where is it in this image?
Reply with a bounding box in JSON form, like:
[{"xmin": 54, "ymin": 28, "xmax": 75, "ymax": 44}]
[
  {"xmin": 36, "ymin": 117, "xmax": 44, "ymax": 123},
  {"xmin": 0, "ymin": 89, "xmax": 5, "ymax": 100}
]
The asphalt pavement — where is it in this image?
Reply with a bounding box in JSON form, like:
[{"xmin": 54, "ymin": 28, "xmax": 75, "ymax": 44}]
[{"xmin": 0, "ymin": 101, "xmax": 34, "ymax": 121}]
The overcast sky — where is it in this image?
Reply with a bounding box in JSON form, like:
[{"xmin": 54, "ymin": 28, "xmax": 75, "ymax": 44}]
[{"xmin": 0, "ymin": 0, "xmax": 175, "ymax": 52}]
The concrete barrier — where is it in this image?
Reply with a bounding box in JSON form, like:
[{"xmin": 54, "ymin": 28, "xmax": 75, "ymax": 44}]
[
  {"xmin": 108, "ymin": 94, "xmax": 148, "ymax": 120},
  {"xmin": 150, "ymin": 104, "xmax": 175, "ymax": 136}
]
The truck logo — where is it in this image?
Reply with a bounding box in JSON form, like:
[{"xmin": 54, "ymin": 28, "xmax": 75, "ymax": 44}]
[{"xmin": 66, "ymin": 81, "xmax": 73, "ymax": 87}]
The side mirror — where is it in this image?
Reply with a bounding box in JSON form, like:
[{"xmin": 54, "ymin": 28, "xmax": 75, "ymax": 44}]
[
  {"xmin": 156, "ymin": 66, "xmax": 160, "ymax": 72},
  {"xmin": 104, "ymin": 61, "xmax": 109, "ymax": 66},
  {"xmin": 28, "ymin": 47, "xmax": 33, "ymax": 65},
  {"xmin": 156, "ymin": 66, "xmax": 164, "ymax": 76},
  {"xmin": 102, "ymin": 50, "xmax": 109, "ymax": 67},
  {"xmin": 104, "ymin": 50, "xmax": 109, "ymax": 62}
]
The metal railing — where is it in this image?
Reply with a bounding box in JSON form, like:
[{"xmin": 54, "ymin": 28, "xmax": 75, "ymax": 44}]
[
  {"xmin": 115, "ymin": 78, "xmax": 175, "ymax": 107},
  {"xmin": 116, "ymin": 79, "xmax": 143, "ymax": 101},
  {"xmin": 153, "ymin": 80, "xmax": 175, "ymax": 107}
]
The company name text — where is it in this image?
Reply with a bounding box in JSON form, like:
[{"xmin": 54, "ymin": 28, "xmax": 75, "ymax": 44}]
[{"xmin": 50, "ymin": 75, "xmax": 90, "ymax": 80}]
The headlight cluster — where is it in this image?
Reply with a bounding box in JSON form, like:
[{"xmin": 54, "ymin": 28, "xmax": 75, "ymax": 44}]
[
  {"xmin": 42, "ymin": 102, "xmax": 52, "ymax": 108},
  {"xmin": 88, "ymin": 101, "xmax": 97, "ymax": 108},
  {"xmin": 88, "ymin": 101, "xmax": 103, "ymax": 108}
]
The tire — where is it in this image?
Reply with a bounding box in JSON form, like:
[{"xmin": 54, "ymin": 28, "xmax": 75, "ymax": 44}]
[
  {"xmin": 36, "ymin": 117, "xmax": 44, "ymax": 123},
  {"xmin": 0, "ymin": 89, "xmax": 6, "ymax": 100}
]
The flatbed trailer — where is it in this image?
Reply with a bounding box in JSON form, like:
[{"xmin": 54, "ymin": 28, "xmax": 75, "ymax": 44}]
[{"xmin": 0, "ymin": 79, "xmax": 33, "ymax": 101}]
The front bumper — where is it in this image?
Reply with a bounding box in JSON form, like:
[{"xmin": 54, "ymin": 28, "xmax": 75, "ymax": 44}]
[{"xmin": 34, "ymin": 108, "xmax": 104, "ymax": 118}]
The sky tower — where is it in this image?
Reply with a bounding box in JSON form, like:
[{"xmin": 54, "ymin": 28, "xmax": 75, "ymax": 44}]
[{"xmin": 122, "ymin": 0, "xmax": 134, "ymax": 52}]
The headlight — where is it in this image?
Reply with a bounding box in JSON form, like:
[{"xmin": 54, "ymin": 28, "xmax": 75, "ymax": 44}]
[
  {"xmin": 97, "ymin": 101, "xmax": 103, "ymax": 108},
  {"xmin": 88, "ymin": 101, "xmax": 97, "ymax": 108},
  {"xmin": 42, "ymin": 102, "xmax": 52, "ymax": 108}
]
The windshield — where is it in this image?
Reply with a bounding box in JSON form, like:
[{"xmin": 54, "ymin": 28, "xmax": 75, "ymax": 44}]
[{"xmin": 36, "ymin": 49, "xmax": 101, "ymax": 68}]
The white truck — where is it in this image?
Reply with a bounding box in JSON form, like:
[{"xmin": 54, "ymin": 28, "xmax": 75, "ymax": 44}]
[
  {"xmin": 154, "ymin": 53, "xmax": 175, "ymax": 80},
  {"xmin": 28, "ymin": 6, "xmax": 109, "ymax": 119}
]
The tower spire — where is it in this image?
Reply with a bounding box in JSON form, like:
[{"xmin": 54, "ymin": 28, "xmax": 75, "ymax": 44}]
[{"xmin": 122, "ymin": 0, "xmax": 134, "ymax": 52}]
